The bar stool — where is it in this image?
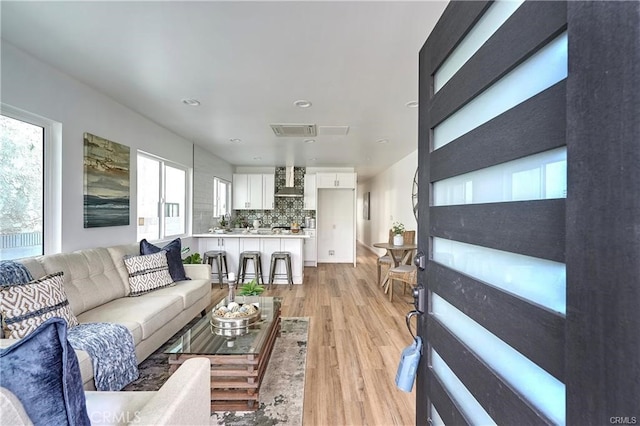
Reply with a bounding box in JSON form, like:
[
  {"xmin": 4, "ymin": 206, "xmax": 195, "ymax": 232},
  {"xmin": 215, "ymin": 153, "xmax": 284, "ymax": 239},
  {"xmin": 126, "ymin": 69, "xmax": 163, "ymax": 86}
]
[
  {"xmin": 203, "ymin": 250, "xmax": 228, "ymax": 289},
  {"xmin": 237, "ymin": 251, "xmax": 263, "ymax": 285},
  {"xmin": 268, "ymin": 251, "xmax": 293, "ymax": 289}
]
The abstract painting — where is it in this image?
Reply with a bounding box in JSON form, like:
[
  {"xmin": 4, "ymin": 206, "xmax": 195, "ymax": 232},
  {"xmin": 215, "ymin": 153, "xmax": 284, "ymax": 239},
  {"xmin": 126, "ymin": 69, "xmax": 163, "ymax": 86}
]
[
  {"xmin": 363, "ymin": 191, "xmax": 370, "ymax": 220},
  {"xmin": 83, "ymin": 132, "xmax": 130, "ymax": 228}
]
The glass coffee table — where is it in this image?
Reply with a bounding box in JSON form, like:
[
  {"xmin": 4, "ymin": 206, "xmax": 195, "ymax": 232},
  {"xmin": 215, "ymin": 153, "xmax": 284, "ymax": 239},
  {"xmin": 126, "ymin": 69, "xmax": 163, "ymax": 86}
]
[{"xmin": 165, "ymin": 296, "xmax": 281, "ymax": 412}]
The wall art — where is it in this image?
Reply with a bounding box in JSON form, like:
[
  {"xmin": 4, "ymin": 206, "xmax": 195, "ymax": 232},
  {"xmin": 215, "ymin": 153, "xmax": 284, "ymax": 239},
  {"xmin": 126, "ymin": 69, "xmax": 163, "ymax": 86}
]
[
  {"xmin": 363, "ymin": 191, "xmax": 371, "ymax": 220},
  {"xmin": 83, "ymin": 132, "xmax": 130, "ymax": 228}
]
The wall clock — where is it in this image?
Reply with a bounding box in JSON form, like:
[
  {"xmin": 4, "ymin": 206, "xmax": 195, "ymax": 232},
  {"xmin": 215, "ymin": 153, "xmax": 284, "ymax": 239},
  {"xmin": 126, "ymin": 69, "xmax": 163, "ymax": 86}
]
[{"xmin": 412, "ymin": 168, "xmax": 418, "ymax": 220}]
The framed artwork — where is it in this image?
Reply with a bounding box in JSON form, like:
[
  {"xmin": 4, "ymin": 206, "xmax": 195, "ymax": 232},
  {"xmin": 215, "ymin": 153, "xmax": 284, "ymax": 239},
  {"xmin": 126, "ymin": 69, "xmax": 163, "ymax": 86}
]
[
  {"xmin": 83, "ymin": 132, "xmax": 130, "ymax": 228},
  {"xmin": 363, "ymin": 191, "xmax": 370, "ymax": 220}
]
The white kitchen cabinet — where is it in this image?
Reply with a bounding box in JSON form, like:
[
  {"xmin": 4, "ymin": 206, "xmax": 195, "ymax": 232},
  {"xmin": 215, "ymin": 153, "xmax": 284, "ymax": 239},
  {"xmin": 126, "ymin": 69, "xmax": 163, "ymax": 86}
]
[
  {"xmin": 263, "ymin": 173, "xmax": 275, "ymax": 210},
  {"xmin": 233, "ymin": 174, "xmax": 264, "ymax": 209},
  {"xmin": 316, "ymin": 172, "xmax": 356, "ymax": 189},
  {"xmin": 303, "ymin": 229, "xmax": 317, "ymax": 267},
  {"xmin": 303, "ymin": 174, "xmax": 316, "ymax": 210},
  {"xmin": 197, "ymin": 235, "xmax": 305, "ymax": 284}
]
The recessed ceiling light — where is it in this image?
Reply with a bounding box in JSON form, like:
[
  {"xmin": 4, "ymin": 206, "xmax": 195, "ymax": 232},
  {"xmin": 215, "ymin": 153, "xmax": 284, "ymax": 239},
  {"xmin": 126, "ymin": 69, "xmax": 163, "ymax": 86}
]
[
  {"xmin": 405, "ymin": 101, "xmax": 419, "ymax": 108},
  {"xmin": 294, "ymin": 100, "xmax": 312, "ymax": 108},
  {"xmin": 377, "ymin": 139, "xmax": 389, "ymax": 144},
  {"xmin": 304, "ymin": 139, "xmax": 315, "ymax": 144},
  {"xmin": 229, "ymin": 138, "xmax": 242, "ymax": 143},
  {"xmin": 308, "ymin": 158, "xmax": 317, "ymax": 161},
  {"xmin": 182, "ymin": 98, "xmax": 201, "ymax": 106},
  {"xmin": 253, "ymin": 156, "xmax": 262, "ymax": 160}
]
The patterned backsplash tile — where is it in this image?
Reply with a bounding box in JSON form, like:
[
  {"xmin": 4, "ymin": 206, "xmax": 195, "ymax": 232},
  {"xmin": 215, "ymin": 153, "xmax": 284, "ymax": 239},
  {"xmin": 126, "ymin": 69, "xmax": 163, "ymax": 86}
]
[{"xmin": 233, "ymin": 166, "xmax": 315, "ymax": 228}]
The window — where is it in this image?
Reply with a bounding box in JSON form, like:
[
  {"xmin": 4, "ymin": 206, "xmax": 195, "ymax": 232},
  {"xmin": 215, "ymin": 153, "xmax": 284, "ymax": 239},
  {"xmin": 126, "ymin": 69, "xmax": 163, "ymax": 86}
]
[
  {"xmin": 137, "ymin": 152, "xmax": 188, "ymax": 241},
  {"xmin": 213, "ymin": 177, "xmax": 231, "ymax": 218},
  {"xmin": 0, "ymin": 114, "xmax": 44, "ymax": 260}
]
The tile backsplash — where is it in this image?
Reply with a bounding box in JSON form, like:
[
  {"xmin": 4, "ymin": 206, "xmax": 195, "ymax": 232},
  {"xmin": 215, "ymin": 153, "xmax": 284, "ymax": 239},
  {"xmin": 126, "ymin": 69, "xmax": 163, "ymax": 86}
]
[{"xmin": 233, "ymin": 167, "xmax": 315, "ymax": 228}]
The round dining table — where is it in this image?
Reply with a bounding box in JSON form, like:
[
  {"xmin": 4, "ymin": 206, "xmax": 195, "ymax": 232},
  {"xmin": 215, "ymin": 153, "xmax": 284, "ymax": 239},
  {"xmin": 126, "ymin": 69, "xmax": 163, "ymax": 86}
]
[{"xmin": 373, "ymin": 242, "xmax": 418, "ymax": 293}]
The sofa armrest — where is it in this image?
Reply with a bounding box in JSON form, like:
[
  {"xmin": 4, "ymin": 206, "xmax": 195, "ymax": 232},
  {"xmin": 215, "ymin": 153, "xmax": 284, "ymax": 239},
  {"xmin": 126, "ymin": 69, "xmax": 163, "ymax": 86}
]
[
  {"xmin": 0, "ymin": 338, "xmax": 20, "ymax": 349},
  {"xmin": 134, "ymin": 357, "xmax": 211, "ymax": 425},
  {"xmin": 183, "ymin": 263, "xmax": 211, "ymax": 281}
]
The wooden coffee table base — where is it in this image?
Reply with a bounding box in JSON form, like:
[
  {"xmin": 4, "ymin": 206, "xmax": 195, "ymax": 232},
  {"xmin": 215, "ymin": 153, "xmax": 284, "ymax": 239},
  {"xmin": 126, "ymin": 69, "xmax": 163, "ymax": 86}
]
[{"xmin": 168, "ymin": 316, "xmax": 281, "ymax": 412}]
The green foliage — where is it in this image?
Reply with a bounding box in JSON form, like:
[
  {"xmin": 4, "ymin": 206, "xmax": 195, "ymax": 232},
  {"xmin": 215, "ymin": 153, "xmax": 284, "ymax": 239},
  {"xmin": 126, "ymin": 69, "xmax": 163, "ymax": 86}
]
[
  {"xmin": 392, "ymin": 221, "xmax": 405, "ymax": 235},
  {"xmin": 238, "ymin": 280, "xmax": 265, "ymax": 296},
  {"xmin": 233, "ymin": 216, "xmax": 247, "ymax": 228},
  {"xmin": 181, "ymin": 247, "xmax": 202, "ymax": 264},
  {"xmin": 0, "ymin": 115, "xmax": 44, "ymax": 234}
]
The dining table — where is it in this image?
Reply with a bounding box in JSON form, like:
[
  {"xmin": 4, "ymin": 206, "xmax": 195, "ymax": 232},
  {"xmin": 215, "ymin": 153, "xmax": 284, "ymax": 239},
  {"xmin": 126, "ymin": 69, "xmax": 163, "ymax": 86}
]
[{"xmin": 373, "ymin": 242, "xmax": 418, "ymax": 294}]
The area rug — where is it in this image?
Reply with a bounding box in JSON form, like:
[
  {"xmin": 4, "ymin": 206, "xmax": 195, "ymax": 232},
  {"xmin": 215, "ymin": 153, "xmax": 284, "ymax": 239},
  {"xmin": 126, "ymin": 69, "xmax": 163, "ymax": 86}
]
[{"xmin": 123, "ymin": 316, "xmax": 309, "ymax": 426}]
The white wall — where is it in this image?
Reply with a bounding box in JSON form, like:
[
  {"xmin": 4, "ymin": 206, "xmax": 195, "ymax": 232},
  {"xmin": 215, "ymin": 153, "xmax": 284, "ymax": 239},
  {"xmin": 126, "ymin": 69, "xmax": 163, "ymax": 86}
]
[
  {"xmin": 357, "ymin": 150, "xmax": 418, "ymax": 256},
  {"xmin": 192, "ymin": 145, "xmax": 234, "ymax": 234},
  {"xmin": 1, "ymin": 41, "xmax": 199, "ymax": 252}
]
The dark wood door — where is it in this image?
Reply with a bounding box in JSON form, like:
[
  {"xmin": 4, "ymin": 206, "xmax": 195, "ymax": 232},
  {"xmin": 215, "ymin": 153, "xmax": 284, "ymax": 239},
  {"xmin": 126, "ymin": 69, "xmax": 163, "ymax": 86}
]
[{"xmin": 415, "ymin": 1, "xmax": 639, "ymax": 424}]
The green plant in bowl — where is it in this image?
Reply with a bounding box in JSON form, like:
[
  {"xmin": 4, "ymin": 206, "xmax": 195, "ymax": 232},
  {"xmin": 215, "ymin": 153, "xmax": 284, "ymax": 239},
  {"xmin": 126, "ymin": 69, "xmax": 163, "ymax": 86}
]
[
  {"xmin": 392, "ymin": 221, "xmax": 405, "ymax": 235},
  {"xmin": 181, "ymin": 247, "xmax": 202, "ymax": 264},
  {"xmin": 238, "ymin": 280, "xmax": 265, "ymax": 296}
]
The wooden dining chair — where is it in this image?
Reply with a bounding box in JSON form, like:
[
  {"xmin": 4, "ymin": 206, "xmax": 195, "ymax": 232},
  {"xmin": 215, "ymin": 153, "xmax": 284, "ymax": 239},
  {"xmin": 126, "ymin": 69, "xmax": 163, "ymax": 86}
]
[
  {"xmin": 376, "ymin": 229, "xmax": 394, "ymax": 285},
  {"xmin": 377, "ymin": 230, "xmax": 416, "ymax": 286},
  {"xmin": 387, "ymin": 264, "xmax": 417, "ymax": 302}
]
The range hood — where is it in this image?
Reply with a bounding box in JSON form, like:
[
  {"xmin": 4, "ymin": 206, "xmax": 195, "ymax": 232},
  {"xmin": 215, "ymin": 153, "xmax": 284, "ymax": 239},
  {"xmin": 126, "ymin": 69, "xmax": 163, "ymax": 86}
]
[{"xmin": 275, "ymin": 166, "xmax": 303, "ymax": 198}]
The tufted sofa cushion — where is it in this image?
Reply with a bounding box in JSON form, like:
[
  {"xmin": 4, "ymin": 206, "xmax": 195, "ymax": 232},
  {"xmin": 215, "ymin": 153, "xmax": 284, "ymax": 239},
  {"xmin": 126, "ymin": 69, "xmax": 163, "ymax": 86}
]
[
  {"xmin": 32, "ymin": 248, "xmax": 128, "ymax": 316},
  {"xmin": 106, "ymin": 243, "xmax": 140, "ymax": 296}
]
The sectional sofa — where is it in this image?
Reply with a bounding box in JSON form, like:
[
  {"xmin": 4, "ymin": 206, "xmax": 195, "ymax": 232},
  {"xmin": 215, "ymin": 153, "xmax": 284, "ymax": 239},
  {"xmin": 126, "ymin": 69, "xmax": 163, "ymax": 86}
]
[{"xmin": 3, "ymin": 242, "xmax": 212, "ymax": 390}]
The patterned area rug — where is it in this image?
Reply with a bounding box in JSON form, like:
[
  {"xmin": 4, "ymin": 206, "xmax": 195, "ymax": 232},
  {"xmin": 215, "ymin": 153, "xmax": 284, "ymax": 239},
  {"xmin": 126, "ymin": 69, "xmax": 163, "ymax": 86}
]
[{"xmin": 123, "ymin": 316, "xmax": 309, "ymax": 426}]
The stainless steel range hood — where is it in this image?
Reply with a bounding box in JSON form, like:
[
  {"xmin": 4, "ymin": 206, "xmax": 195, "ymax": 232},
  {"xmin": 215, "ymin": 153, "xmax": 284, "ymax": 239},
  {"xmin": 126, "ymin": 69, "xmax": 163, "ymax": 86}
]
[{"xmin": 275, "ymin": 166, "xmax": 303, "ymax": 198}]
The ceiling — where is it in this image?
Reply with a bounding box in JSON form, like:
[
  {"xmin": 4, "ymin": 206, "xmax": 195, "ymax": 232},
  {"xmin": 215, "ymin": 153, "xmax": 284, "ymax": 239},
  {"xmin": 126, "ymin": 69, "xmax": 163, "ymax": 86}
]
[{"xmin": 1, "ymin": 1, "xmax": 448, "ymax": 180}]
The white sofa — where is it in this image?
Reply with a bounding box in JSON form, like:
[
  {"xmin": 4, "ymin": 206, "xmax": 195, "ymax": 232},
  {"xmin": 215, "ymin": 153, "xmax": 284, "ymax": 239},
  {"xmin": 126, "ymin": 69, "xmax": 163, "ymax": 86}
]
[
  {"xmin": 1, "ymin": 357, "xmax": 211, "ymax": 426},
  {"xmin": 6, "ymin": 242, "xmax": 212, "ymax": 390}
]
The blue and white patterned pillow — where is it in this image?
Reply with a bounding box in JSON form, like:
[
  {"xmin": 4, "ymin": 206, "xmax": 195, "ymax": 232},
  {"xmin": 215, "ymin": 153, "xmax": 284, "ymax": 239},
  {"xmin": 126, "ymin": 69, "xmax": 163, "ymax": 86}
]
[
  {"xmin": 0, "ymin": 271, "xmax": 79, "ymax": 339},
  {"xmin": 124, "ymin": 251, "xmax": 174, "ymax": 296}
]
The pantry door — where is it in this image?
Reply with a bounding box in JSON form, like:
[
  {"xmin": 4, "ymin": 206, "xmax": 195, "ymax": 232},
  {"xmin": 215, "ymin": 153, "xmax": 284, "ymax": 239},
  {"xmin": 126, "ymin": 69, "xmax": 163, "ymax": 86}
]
[{"xmin": 415, "ymin": 0, "xmax": 639, "ymax": 424}]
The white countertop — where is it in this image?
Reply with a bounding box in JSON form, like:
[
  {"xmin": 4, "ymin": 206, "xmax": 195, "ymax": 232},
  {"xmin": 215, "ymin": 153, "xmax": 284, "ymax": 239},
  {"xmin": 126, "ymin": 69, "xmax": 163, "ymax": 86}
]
[{"xmin": 194, "ymin": 230, "xmax": 309, "ymax": 239}]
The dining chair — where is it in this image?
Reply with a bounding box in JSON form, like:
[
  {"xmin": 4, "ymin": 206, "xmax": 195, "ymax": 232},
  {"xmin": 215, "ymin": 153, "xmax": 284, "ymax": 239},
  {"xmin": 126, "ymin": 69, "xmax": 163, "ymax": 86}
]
[
  {"xmin": 387, "ymin": 264, "xmax": 417, "ymax": 302},
  {"xmin": 376, "ymin": 230, "xmax": 394, "ymax": 285},
  {"xmin": 377, "ymin": 230, "xmax": 415, "ymax": 286}
]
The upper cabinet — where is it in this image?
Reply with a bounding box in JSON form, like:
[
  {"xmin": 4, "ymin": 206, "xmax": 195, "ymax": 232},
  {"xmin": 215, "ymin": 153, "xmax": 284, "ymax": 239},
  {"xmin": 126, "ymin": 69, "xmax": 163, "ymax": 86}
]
[
  {"xmin": 316, "ymin": 172, "xmax": 356, "ymax": 189},
  {"xmin": 233, "ymin": 174, "xmax": 269, "ymax": 210},
  {"xmin": 262, "ymin": 173, "xmax": 275, "ymax": 210},
  {"xmin": 304, "ymin": 174, "xmax": 317, "ymax": 210}
]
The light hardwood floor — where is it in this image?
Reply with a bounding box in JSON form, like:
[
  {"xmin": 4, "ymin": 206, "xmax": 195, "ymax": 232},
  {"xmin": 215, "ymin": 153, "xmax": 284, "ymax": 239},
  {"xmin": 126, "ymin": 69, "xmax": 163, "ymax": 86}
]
[{"xmin": 210, "ymin": 243, "xmax": 417, "ymax": 426}]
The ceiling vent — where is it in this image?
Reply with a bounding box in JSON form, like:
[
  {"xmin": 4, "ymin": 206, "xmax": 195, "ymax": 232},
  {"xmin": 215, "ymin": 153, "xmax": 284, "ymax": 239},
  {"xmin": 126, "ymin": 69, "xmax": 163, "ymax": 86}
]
[{"xmin": 270, "ymin": 124, "xmax": 317, "ymax": 137}]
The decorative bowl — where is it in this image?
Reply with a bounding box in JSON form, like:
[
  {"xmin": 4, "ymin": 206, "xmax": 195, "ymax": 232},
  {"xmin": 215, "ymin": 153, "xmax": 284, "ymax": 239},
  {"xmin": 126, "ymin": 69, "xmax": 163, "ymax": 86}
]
[{"xmin": 210, "ymin": 303, "xmax": 260, "ymax": 336}]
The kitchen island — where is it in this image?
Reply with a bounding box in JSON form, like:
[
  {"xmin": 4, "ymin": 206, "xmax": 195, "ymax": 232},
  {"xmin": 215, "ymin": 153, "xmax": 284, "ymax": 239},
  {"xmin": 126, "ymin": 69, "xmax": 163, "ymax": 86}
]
[{"xmin": 193, "ymin": 230, "xmax": 309, "ymax": 285}]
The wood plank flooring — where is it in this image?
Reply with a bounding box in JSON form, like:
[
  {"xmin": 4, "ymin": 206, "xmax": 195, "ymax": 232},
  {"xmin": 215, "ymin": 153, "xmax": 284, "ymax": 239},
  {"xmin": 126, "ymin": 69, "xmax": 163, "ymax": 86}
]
[{"xmin": 210, "ymin": 243, "xmax": 417, "ymax": 426}]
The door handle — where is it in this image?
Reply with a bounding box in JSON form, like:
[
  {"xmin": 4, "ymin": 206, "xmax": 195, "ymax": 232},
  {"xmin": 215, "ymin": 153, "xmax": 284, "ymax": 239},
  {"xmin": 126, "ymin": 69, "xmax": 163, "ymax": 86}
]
[
  {"xmin": 412, "ymin": 286, "xmax": 425, "ymax": 314},
  {"xmin": 414, "ymin": 251, "xmax": 426, "ymax": 270}
]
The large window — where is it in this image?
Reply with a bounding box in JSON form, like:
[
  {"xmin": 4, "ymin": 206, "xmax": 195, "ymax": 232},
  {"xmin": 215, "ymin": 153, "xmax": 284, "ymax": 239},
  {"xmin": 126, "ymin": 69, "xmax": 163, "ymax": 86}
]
[
  {"xmin": 213, "ymin": 177, "xmax": 231, "ymax": 218},
  {"xmin": 1, "ymin": 114, "xmax": 45, "ymax": 260},
  {"xmin": 137, "ymin": 152, "xmax": 188, "ymax": 241}
]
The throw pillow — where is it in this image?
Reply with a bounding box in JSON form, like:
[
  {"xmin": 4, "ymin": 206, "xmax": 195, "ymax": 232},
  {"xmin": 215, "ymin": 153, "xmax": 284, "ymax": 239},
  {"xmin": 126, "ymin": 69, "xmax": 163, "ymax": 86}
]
[
  {"xmin": 0, "ymin": 272, "xmax": 79, "ymax": 339},
  {"xmin": 140, "ymin": 238, "xmax": 189, "ymax": 282},
  {"xmin": 124, "ymin": 251, "xmax": 174, "ymax": 296},
  {"xmin": 0, "ymin": 317, "xmax": 91, "ymax": 426}
]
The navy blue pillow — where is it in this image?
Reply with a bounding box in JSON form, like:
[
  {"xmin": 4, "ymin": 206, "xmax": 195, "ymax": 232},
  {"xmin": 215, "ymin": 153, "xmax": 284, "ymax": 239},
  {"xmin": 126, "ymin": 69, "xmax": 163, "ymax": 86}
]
[
  {"xmin": 0, "ymin": 317, "xmax": 90, "ymax": 426},
  {"xmin": 139, "ymin": 238, "xmax": 189, "ymax": 282}
]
